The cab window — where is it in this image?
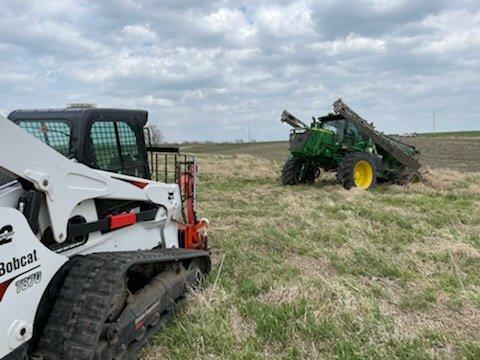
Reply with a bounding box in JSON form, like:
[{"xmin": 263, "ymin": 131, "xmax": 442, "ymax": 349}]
[
  {"xmin": 89, "ymin": 120, "xmax": 146, "ymax": 178},
  {"xmin": 345, "ymin": 123, "xmax": 363, "ymax": 141},
  {"xmin": 321, "ymin": 120, "xmax": 346, "ymax": 134},
  {"xmin": 17, "ymin": 120, "xmax": 71, "ymax": 156}
]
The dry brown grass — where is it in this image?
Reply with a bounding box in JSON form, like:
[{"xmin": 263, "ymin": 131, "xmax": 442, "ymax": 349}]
[{"xmin": 147, "ymin": 153, "xmax": 480, "ymax": 359}]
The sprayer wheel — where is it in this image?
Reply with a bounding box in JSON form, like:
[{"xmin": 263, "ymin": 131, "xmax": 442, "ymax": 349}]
[
  {"xmin": 336, "ymin": 152, "xmax": 381, "ymax": 190},
  {"xmin": 282, "ymin": 158, "xmax": 317, "ymax": 185}
]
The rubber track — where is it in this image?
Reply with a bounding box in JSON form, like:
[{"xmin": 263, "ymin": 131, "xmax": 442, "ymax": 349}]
[{"xmin": 34, "ymin": 249, "xmax": 210, "ymax": 360}]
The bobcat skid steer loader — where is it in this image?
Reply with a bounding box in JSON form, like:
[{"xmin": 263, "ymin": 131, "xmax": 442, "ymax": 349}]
[{"xmin": 0, "ymin": 105, "xmax": 210, "ymax": 360}]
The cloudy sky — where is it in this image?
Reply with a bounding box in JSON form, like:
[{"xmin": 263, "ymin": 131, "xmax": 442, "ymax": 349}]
[{"xmin": 0, "ymin": 0, "xmax": 479, "ymax": 142}]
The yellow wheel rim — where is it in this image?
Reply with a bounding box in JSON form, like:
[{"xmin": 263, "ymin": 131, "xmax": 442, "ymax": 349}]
[{"xmin": 353, "ymin": 160, "xmax": 374, "ymax": 189}]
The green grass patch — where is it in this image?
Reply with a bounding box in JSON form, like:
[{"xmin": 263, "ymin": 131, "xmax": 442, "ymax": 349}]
[{"xmin": 147, "ymin": 153, "xmax": 480, "ymax": 359}]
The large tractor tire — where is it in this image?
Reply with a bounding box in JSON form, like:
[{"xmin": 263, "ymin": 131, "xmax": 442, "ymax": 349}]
[
  {"xmin": 336, "ymin": 152, "xmax": 380, "ymax": 190},
  {"xmin": 282, "ymin": 158, "xmax": 316, "ymax": 185}
]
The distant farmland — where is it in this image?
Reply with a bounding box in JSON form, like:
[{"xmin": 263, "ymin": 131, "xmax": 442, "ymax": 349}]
[
  {"xmin": 420, "ymin": 130, "xmax": 480, "ymax": 138},
  {"xmin": 181, "ymin": 133, "xmax": 480, "ymax": 172},
  {"xmin": 182, "ymin": 141, "xmax": 289, "ymax": 162}
]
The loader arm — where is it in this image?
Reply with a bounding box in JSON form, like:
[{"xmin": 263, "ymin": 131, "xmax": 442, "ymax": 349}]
[
  {"xmin": 0, "ymin": 116, "xmax": 181, "ymax": 243},
  {"xmin": 0, "ymin": 109, "xmax": 210, "ymax": 360}
]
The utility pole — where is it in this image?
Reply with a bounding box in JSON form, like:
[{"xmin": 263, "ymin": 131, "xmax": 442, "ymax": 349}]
[
  {"xmin": 433, "ymin": 110, "xmax": 436, "ymax": 134},
  {"xmin": 248, "ymin": 123, "xmax": 251, "ymax": 142}
]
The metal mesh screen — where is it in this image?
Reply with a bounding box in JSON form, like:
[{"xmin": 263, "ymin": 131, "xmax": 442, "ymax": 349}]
[
  {"xmin": 18, "ymin": 120, "xmax": 71, "ymax": 156},
  {"xmin": 148, "ymin": 153, "xmax": 186, "ymax": 184},
  {"xmin": 90, "ymin": 121, "xmax": 120, "ymax": 172},
  {"xmin": 148, "ymin": 151, "xmax": 197, "ymax": 221},
  {"xmin": 89, "ymin": 121, "xmax": 145, "ymax": 177},
  {"xmin": 117, "ymin": 122, "xmax": 143, "ymax": 177}
]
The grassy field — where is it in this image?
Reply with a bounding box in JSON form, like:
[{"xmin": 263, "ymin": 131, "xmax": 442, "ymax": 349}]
[{"xmin": 144, "ymin": 145, "xmax": 480, "ymax": 359}]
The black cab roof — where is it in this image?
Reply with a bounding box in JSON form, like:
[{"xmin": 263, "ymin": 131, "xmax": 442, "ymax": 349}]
[{"xmin": 8, "ymin": 108, "xmax": 148, "ymax": 128}]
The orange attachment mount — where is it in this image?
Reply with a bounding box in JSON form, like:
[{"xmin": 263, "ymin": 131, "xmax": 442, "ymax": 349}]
[{"xmin": 177, "ymin": 161, "xmax": 210, "ymax": 251}]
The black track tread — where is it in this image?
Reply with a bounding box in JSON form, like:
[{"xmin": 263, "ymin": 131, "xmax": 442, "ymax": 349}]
[
  {"xmin": 336, "ymin": 152, "xmax": 380, "ymax": 190},
  {"xmin": 34, "ymin": 249, "xmax": 210, "ymax": 360}
]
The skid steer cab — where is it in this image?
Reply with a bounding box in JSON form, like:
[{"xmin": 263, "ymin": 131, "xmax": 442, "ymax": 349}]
[
  {"xmin": 7, "ymin": 104, "xmax": 208, "ymax": 250},
  {"xmin": 0, "ymin": 104, "xmax": 210, "ymax": 360}
]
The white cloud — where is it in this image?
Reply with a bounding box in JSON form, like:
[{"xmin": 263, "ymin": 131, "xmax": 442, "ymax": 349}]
[
  {"xmin": 255, "ymin": 2, "xmax": 315, "ymax": 37},
  {"xmin": 0, "ymin": 1, "xmax": 479, "ymax": 141},
  {"xmin": 0, "ymin": 4, "xmax": 103, "ymax": 58},
  {"xmin": 309, "ymin": 34, "xmax": 386, "ymax": 55},
  {"xmin": 198, "ymin": 8, "xmax": 257, "ymax": 44},
  {"xmin": 415, "ymin": 10, "xmax": 480, "ymax": 55},
  {"xmin": 142, "ymin": 95, "xmax": 174, "ymax": 107},
  {"xmin": 121, "ymin": 25, "xmax": 158, "ymax": 43},
  {"xmin": 0, "ymin": 73, "xmax": 30, "ymax": 83}
]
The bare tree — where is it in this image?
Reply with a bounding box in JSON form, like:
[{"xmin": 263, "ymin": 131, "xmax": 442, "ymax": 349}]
[{"xmin": 145, "ymin": 125, "xmax": 164, "ymax": 145}]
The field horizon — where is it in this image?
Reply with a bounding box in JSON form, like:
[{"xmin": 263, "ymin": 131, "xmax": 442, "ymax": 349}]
[
  {"xmin": 180, "ymin": 133, "xmax": 480, "ymax": 173},
  {"xmin": 174, "ymin": 129, "xmax": 480, "ymax": 148}
]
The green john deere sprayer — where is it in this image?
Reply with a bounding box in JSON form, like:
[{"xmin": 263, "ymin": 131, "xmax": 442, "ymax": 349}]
[{"xmin": 281, "ymin": 99, "xmax": 421, "ymax": 190}]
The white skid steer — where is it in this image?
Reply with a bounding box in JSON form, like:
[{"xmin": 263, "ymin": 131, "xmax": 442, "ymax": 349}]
[{"xmin": 0, "ymin": 106, "xmax": 210, "ymax": 360}]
